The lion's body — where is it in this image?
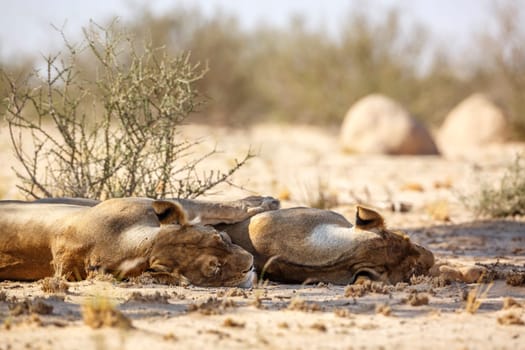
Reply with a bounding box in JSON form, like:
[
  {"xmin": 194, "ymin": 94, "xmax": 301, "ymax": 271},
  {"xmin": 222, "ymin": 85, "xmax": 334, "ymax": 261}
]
[
  {"xmin": 0, "ymin": 198, "xmax": 257, "ymax": 286},
  {"xmin": 218, "ymin": 206, "xmax": 434, "ymax": 284},
  {"xmin": 0, "ymin": 202, "xmax": 86, "ymax": 280}
]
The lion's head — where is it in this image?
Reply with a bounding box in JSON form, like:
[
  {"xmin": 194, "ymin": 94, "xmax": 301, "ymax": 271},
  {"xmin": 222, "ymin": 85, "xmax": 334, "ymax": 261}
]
[
  {"xmin": 338, "ymin": 205, "xmax": 435, "ymax": 284},
  {"xmin": 146, "ymin": 200, "xmax": 255, "ymax": 287}
]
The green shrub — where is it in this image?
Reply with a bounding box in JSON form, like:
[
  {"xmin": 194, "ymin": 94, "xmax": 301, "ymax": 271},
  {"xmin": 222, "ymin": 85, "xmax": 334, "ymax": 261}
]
[{"xmin": 465, "ymin": 153, "xmax": 525, "ymax": 217}]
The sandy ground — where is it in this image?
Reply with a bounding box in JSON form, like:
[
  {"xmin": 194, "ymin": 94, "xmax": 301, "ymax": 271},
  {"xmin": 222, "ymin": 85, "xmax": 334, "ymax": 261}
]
[{"xmin": 1, "ymin": 123, "xmax": 524, "ymax": 349}]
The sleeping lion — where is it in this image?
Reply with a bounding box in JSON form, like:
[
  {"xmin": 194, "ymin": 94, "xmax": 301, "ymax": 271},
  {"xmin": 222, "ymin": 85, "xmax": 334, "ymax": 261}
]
[
  {"xmin": 216, "ymin": 205, "xmax": 434, "ymax": 284},
  {"xmin": 1, "ymin": 196, "xmax": 434, "ymax": 285},
  {"xmin": 0, "ymin": 196, "xmax": 279, "ymax": 287}
]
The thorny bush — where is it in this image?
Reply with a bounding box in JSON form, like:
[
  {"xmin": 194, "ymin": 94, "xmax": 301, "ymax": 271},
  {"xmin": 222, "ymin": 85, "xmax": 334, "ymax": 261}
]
[{"xmin": 3, "ymin": 21, "xmax": 252, "ymax": 199}]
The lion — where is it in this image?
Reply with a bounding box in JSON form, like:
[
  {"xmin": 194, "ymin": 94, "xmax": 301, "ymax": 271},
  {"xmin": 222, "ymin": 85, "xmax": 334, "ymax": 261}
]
[
  {"xmin": 3, "ymin": 195, "xmax": 434, "ymax": 285},
  {"xmin": 216, "ymin": 205, "xmax": 435, "ymax": 284},
  {"xmin": 0, "ymin": 196, "xmax": 279, "ymax": 287}
]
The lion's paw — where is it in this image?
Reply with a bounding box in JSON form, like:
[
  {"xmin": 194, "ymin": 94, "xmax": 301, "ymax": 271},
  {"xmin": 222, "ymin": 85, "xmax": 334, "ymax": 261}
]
[{"xmin": 241, "ymin": 196, "xmax": 280, "ymax": 213}]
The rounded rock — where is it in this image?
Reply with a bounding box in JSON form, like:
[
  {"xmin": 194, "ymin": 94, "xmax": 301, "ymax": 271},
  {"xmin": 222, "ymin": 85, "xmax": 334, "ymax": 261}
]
[{"xmin": 339, "ymin": 94, "xmax": 439, "ymax": 155}]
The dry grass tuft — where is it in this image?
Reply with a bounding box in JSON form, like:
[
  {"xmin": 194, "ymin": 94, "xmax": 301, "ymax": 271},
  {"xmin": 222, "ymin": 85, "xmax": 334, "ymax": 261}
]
[
  {"xmin": 249, "ymin": 289, "xmax": 270, "ymax": 309},
  {"xmin": 250, "ymin": 292, "xmax": 265, "ymax": 309},
  {"xmin": 163, "ymin": 333, "xmax": 178, "ymax": 341},
  {"xmin": 300, "ymin": 177, "xmax": 339, "ymax": 209},
  {"xmin": 506, "ymin": 272, "xmax": 525, "ymax": 286},
  {"xmin": 502, "ymin": 297, "xmax": 522, "ymax": 310},
  {"xmin": 463, "ymin": 153, "xmax": 525, "ymax": 218},
  {"xmin": 82, "ymin": 296, "xmax": 133, "ymax": 329},
  {"xmin": 187, "ymin": 297, "xmax": 236, "ymax": 315},
  {"xmin": 334, "ymin": 308, "xmax": 353, "ymax": 318},
  {"xmin": 222, "ymin": 317, "xmax": 245, "ymax": 328},
  {"xmin": 287, "ymin": 298, "xmax": 322, "ymax": 312},
  {"xmin": 497, "ymin": 312, "xmax": 525, "ymax": 326},
  {"xmin": 217, "ymin": 288, "xmax": 248, "ymax": 298},
  {"xmin": 277, "ymin": 188, "xmax": 291, "ymax": 201},
  {"xmin": 310, "ymin": 322, "xmax": 327, "ymax": 332},
  {"xmin": 465, "ymin": 283, "xmax": 493, "ymax": 314},
  {"xmin": 40, "ymin": 277, "xmax": 69, "ymax": 294},
  {"xmin": 375, "ymin": 304, "xmax": 392, "ymax": 316},
  {"xmin": 344, "ymin": 280, "xmax": 391, "ymax": 298},
  {"xmin": 126, "ymin": 291, "xmax": 170, "ymax": 304},
  {"xmin": 409, "ymin": 274, "xmax": 449, "ymax": 288},
  {"xmin": 405, "ymin": 292, "xmax": 430, "ymax": 307},
  {"xmin": 277, "ymin": 321, "xmax": 290, "ymax": 329},
  {"xmin": 433, "ymin": 178, "xmax": 453, "ymax": 189},
  {"xmin": 425, "ymin": 199, "xmax": 450, "ymax": 221},
  {"xmin": 400, "ymin": 182, "xmax": 425, "ymax": 192}
]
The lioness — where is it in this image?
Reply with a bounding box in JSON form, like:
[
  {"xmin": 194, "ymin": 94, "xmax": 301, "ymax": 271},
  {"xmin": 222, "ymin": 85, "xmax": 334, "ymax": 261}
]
[
  {"xmin": 3, "ymin": 196, "xmax": 433, "ymax": 285},
  {"xmin": 216, "ymin": 206, "xmax": 435, "ymax": 284},
  {"xmin": 0, "ymin": 196, "xmax": 278, "ymax": 287}
]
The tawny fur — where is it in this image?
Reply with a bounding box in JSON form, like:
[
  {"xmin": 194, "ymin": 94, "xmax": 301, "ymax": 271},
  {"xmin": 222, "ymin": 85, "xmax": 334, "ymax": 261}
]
[
  {"xmin": 217, "ymin": 205, "xmax": 434, "ymax": 284},
  {"xmin": 2, "ymin": 195, "xmax": 433, "ymax": 285},
  {"xmin": 0, "ymin": 198, "xmax": 255, "ymax": 287}
]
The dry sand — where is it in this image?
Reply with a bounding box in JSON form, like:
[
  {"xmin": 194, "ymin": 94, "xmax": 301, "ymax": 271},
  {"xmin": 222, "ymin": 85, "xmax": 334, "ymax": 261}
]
[{"xmin": 1, "ymin": 123, "xmax": 524, "ymax": 349}]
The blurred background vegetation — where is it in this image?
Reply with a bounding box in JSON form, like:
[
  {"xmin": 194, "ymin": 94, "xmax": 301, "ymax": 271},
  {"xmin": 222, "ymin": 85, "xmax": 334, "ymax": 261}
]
[{"xmin": 1, "ymin": 1, "xmax": 524, "ymax": 138}]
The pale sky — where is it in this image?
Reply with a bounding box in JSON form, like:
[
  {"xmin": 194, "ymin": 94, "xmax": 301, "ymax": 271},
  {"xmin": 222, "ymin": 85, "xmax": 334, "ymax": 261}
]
[{"xmin": 0, "ymin": 0, "xmax": 508, "ymax": 61}]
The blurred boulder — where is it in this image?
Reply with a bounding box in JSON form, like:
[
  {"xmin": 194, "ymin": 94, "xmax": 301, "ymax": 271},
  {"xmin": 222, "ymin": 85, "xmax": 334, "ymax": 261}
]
[
  {"xmin": 339, "ymin": 94, "xmax": 439, "ymax": 155},
  {"xmin": 438, "ymin": 94, "xmax": 508, "ymax": 153}
]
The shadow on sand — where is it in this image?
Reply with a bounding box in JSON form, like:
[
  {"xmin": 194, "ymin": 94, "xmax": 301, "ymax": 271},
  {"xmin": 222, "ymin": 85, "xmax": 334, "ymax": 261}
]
[{"xmin": 407, "ymin": 219, "xmax": 525, "ymax": 258}]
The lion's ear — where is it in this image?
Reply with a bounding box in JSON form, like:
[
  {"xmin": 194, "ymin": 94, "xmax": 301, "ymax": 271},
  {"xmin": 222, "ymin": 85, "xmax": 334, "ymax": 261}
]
[
  {"xmin": 355, "ymin": 206, "xmax": 385, "ymax": 231},
  {"xmin": 152, "ymin": 200, "xmax": 189, "ymax": 225}
]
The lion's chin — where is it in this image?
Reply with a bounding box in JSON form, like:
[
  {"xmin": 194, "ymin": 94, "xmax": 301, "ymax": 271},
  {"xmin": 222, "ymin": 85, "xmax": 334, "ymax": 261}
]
[{"xmin": 236, "ymin": 269, "xmax": 257, "ymax": 289}]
